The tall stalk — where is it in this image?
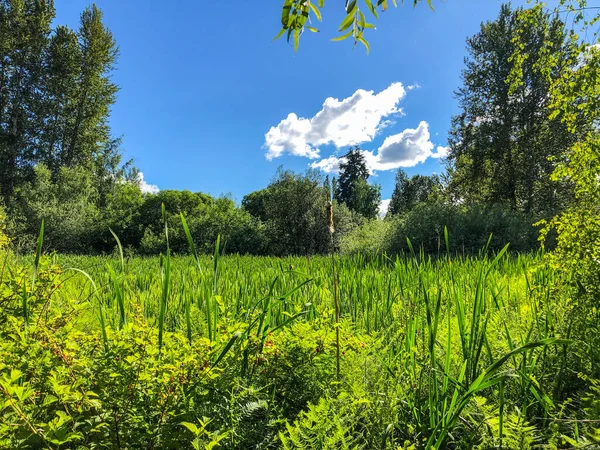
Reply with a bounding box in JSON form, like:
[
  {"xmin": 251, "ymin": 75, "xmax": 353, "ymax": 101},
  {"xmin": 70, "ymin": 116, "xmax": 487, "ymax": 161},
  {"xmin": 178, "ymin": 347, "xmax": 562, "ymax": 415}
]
[
  {"xmin": 327, "ymin": 200, "xmax": 340, "ymax": 380},
  {"xmin": 158, "ymin": 203, "xmax": 171, "ymax": 352},
  {"xmin": 23, "ymin": 220, "xmax": 44, "ymax": 325}
]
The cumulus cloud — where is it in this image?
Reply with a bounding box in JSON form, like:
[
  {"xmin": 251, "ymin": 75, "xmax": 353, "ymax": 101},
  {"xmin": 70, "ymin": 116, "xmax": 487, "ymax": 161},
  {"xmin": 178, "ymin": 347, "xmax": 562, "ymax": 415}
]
[
  {"xmin": 367, "ymin": 121, "xmax": 434, "ymax": 170},
  {"xmin": 431, "ymin": 145, "xmax": 450, "ymax": 159},
  {"xmin": 264, "ymin": 83, "xmax": 407, "ymax": 160},
  {"xmin": 312, "ymin": 121, "xmax": 442, "ymax": 173},
  {"xmin": 310, "ymin": 155, "xmax": 345, "ymax": 174},
  {"xmin": 137, "ymin": 172, "xmax": 159, "ymax": 194},
  {"xmin": 378, "ymin": 199, "xmax": 391, "ymax": 218}
]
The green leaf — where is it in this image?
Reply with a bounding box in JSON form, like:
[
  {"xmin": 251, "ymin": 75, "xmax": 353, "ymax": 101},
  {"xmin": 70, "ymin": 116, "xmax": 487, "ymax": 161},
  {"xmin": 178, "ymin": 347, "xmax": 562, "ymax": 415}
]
[
  {"xmin": 180, "ymin": 212, "xmax": 201, "ymax": 272},
  {"xmin": 365, "ymin": 0, "xmax": 378, "ymax": 18},
  {"xmin": 358, "ymin": 10, "xmax": 367, "ymax": 28},
  {"xmin": 180, "ymin": 421, "xmax": 199, "ymax": 435},
  {"xmin": 332, "ymin": 29, "xmax": 354, "ymax": 41},
  {"xmin": 212, "ymin": 332, "xmax": 241, "ymax": 368},
  {"xmin": 307, "ymin": 26, "xmax": 320, "ymax": 32},
  {"xmin": 308, "ymin": 2, "xmax": 322, "ymax": 21},
  {"xmin": 358, "ymin": 35, "xmax": 370, "ymax": 53},
  {"xmin": 109, "ymin": 228, "xmax": 124, "ymax": 272},
  {"xmin": 273, "ymin": 27, "xmax": 286, "ymax": 41},
  {"xmin": 339, "ymin": 8, "xmax": 357, "ymax": 32},
  {"xmin": 294, "ymin": 29, "xmax": 299, "ymax": 52}
]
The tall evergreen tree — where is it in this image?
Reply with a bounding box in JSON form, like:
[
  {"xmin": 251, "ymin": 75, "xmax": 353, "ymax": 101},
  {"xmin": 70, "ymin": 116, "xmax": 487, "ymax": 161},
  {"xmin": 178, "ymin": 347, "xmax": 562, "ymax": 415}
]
[
  {"xmin": 335, "ymin": 146, "xmax": 380, "ymax": 219},
  {"xmin": 446, "ymin": 4, "xmax": 582, "ymax": 214}
]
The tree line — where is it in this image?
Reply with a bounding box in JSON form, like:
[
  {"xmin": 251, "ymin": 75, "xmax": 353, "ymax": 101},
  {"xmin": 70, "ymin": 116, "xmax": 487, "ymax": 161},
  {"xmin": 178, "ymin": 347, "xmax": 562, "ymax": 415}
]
[{"xmin": 0, "ymin": 1, "xmax": 596, "ymax": 257}]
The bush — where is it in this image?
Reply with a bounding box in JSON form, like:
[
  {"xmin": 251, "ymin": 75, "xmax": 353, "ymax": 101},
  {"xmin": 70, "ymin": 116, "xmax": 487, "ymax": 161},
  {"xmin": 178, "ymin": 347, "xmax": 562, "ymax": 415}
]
[
  {"xmin": 11, "ymin": 165, "xmax": 101, "ymax": 253},
  {"xmin": 388, "ymin": 201, "xmax": 540, "ymax": 255},
  {"xmin": 0, "ymin": 204, "xmax": 9, "ymax": 250},
  {"xmin": 339, "ymin": 218, "xmax": 395, "ymax": 255}
]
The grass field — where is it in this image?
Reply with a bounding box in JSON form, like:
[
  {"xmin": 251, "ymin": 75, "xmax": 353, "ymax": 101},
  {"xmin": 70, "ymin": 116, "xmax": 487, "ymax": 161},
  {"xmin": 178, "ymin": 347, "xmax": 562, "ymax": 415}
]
[{"xmin": 1, "ymin": 231, "xmax": 599, "ymax": 448}]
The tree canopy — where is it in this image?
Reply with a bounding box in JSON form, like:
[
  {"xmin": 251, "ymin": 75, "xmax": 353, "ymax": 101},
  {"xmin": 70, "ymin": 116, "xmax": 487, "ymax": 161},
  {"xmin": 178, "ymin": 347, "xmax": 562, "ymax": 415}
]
[
  {"xmin": 0, "ymin": 1, "xmax": 129, "ymax": 204},
  {"xmin": 446, "ymin": 4, "xmax": 584, "ymax": 215},
  {"xmin": 388, "ymin": 169, "xmax": 441, "ymax": 216}
]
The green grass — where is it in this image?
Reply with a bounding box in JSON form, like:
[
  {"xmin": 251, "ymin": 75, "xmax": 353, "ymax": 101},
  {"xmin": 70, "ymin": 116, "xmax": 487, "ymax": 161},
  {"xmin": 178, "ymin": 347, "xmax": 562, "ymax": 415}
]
[{"xmin": 1, "ymin": 233, "xmax": 598, "ymax": 448}]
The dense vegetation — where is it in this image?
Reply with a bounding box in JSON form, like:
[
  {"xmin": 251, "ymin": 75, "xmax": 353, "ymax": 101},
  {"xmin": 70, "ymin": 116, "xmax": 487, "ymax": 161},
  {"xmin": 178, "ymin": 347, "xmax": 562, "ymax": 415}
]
[
  {"xmin": 1, "ymin": 0, "xmax": 599, "ymax": 448},
  {"xmin": 1, "ymin": 230, "xmax": 599, "ymax": 448}
]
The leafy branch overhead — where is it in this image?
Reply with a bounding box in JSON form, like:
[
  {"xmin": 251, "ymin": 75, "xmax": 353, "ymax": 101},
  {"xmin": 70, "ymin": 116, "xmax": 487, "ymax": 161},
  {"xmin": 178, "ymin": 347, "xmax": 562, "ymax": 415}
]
[{"xmin": 276, "ymin": 0, "xmax": 435, "ymax": 52}]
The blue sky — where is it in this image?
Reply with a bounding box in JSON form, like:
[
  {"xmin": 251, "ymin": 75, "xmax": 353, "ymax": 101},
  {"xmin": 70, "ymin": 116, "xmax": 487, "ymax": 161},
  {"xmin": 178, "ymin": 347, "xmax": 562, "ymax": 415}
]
[{"xmin": 53, "ymin": 0, "xmax": 523, "ymax": 203}]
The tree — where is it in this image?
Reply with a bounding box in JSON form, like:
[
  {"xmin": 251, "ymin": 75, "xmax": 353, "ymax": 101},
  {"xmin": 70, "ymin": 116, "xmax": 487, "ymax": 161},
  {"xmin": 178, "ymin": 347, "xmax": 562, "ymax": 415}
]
[
  {"xmin": 509, "ymin": 1, "xmax": 600, "ymax": 303},
  {"xmin": 388, "ymin": 169, "xmax": 440, "ymax": 216},
  {"xmin": 0, "ymin": 2, "xmax": 129, "ymax": 210},
  {"xmin": 261, "ymin": 168, "xmax": 330, "ymax": 256},
  {"xmin": 446, "ymin": 4, "xmax": 583, "ymax": 215},
  {"xmin": 351, "ymin": 178, "xmax": 381, "ymax": 220},
  {"xmin": 242, "ymin": 189, "xmax": 269, "ymax": 222},
  {"xmin": 0, "ymin": 0, "xmax": 55, "ymax": 200},
  {"xmin": 38, "ymin": 25, "xmax": 81, "ymax": 176},
  {"xmin": 62, "ymin": 5, "xmax": 118, "ymax": 169},
  {"xmin": 335, "ymin": 147, "xmax": 381, "ymax": 219}
]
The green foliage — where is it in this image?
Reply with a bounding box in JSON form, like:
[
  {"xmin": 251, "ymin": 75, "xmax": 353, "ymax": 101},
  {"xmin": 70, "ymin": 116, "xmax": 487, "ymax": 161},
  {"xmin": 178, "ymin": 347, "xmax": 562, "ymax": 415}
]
[
  {"xmin": 276, "ymin": 0, "xmax": 435, "ymax": 52},
  {"xmin": 343, "ymin": 199, "xmax": 540, "ymax": 256},
  {"xmin": 509, "ymin": 1, "xmax": 600, "ymax": 307},
  {"xmin": 137, "ymin": 190, "xmax": 261, "ymax": 256},
  {"xmin": 12, "ymin": 164, "xmax": 101, "ymax": 253},
  {"xmin": 335, "ymin": 147, "xmax": 381, "ymax": 219},
  {"xmin": 2, "ymin": 227, "xmax": 599, "ymax": 448},
  {"xmin": 242, "ymin": 168, "xmax": 359, "ymax": 256},
  {"xmin": 0, "ymin": 204, "xmax": 10, "ymax": 250},
  {"xmin": 447, "ymin": 3, "xmax": 583, "ymax": 216},
  {"xmin": 339, "ymin": 217, "xmax": 394, "ymax": 255},
  {"xmin": 392, "ymin": 200, "xmax": 540, "ymax": 254},
  {"xmin": 388, "ymin": 169, "xmax": 441, "ymax": 216},
  {"xmin": 0, "ymin": 1, "xmax": 125, "ymax": 203},
  {"xmin": 0, "ymin": 0, "xmax": 55, "ymax": 199},
  {"xmin": 100, "ymin": 181, "xmax": 145, "ymax": 252}
]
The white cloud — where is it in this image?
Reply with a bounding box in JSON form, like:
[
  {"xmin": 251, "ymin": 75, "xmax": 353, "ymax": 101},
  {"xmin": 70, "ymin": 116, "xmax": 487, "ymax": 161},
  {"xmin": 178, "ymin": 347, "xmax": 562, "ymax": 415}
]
[
  {"xmin": 312, "ymin": 121, "xmax": 440, "ymax": 173},
  {"xmin": 137, "ymin": 172, "xmax": 159, "ymax": 194},
  {"xmin": 378, "ymin": 199, "xmax": 391, "ymax": 218},
  {"xmin": 368, "ymin": 121, "xmax": 434, "ymax": 170},
  {"xmin": 310, "ymin": 155, "xmax": 345, "ymax": 174},
  {"xmin": 431, "ymin": 145, "xmax": 450, "ymax": 159},
  {"xmin": 264, "ymin": 82, "xmax": 407, "ymax": 160}
]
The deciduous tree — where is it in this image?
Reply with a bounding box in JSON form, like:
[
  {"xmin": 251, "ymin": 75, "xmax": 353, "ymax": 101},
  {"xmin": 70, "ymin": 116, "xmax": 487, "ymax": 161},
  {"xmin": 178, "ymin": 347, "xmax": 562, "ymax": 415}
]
[{"xmin": 446, "ymin": 4, "xmax": 583, "ymax": 215}]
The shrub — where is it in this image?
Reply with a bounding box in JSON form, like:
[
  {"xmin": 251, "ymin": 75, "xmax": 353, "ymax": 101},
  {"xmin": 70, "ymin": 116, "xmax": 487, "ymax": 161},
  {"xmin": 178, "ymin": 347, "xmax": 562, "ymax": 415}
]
[
  {"xmin": 388, "ymin": 201, "xmax": 540, "ymax": 255},
  {"xmin": 339, "ymin": 217, "xmax": 395, "ymax": 256},
  {"xmin": 0, "ymin": 204, "xmax": 9, "ymax": 250}
]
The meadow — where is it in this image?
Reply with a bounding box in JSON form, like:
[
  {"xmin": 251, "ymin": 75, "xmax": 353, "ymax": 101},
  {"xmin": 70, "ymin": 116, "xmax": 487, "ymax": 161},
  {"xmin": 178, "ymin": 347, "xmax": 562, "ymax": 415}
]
[{"xmin": 1, "ymin": 225, "xmax": 599, "ymax": 449}]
